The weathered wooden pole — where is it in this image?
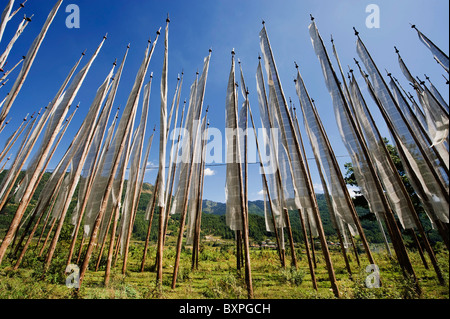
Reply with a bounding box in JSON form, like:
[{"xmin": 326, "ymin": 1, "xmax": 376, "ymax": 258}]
[{"xmin": 140, "ymin": 174, "xmax": 159, "ymax": 272}]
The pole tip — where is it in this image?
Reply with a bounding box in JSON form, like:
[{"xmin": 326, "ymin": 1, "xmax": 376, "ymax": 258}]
[
  {"xmin": 353, "ymin": 27, "xmax": 359, "ymax": 36},
  {"xmin": 310, "ymin": 14, "xmax": 314, "ymax": 21}
]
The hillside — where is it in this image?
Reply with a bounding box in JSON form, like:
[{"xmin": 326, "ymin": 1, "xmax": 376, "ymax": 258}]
[{"xmin": 0, "ymin": 173, "xmax": 442, "ymax": 247}]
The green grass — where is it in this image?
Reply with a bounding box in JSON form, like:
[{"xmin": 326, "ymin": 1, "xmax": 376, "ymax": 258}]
[{"xmin": 0, "ymin": 238, "xmax": 448, "ymax": 299}]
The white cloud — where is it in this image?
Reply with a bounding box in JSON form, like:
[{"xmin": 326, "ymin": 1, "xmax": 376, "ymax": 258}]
[
  {"xmin": 204, "ymin": 168, "xmax": 215, "ymax": 176},
  {"xmin": 146, "ymin": 161, "xmax": 156, "ymax": 167},
  {"xmin": 313, "ymin": 183, "xmax": 324, "ymax": 194},
  {"xmin": 257, "ymin": 189, "xmax": 264, "ymax": 196},
  {"xmin": 346, "ymin": 185, "xmax": 360, "ymax": 198}
]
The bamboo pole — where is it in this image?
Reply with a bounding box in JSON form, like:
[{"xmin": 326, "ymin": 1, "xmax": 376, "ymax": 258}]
[
  {"xmin": 0, "ymin": 43, "xmax": 91, "ymax": 264},
  {"xmin": 248, "ymin": 103, "xmax": 284, "ymax": 266},
  {"xmin": 297, "ymin": 96, "xmax": 352, "ymax": 277},
  {"xmin": 12, "ymin": 109, "xmax": 77, "ymax": 258},
  {"xmin": 231, "ymin": 52, "xmax": 253, "ymax": 298},
  {"xmin": 291, "ymin": 101, "xmax": 323, "ymax": 280},
  {"xmin": 172, "ymin": 49, "xmax": 211, "ymax": 289},
  {"xmin": 306, "ymin": 216, "xmax": 317, "ymax": 268},
  {"xmin": 409, "ymin": 229, "xmax": 429, "ymax": 269},
  {"xmin": 95, "ymin": 202, "xmax": 115, "ymax": 272},
  {"xmin": 191, "ymin": 119, "xmax": 209, "ymax": 270},
  {"xmin": 346, "ymin": 225, "xmax": 361, "ymax": 266},
  {"xmin": 162, "ymin": 101, "xmax": 186, "ymax": 243},
  {"xmin": 104, "ymin": 200, "xmax": 121, "ymax": 286},
  {"xmin": 104, "ymin": 130, "xmax": 133, "ymax": 282},
  {"xmin": 303, "ymin": 68, "xmax": 377, "ymax": 269},
  {"xmin": 140, "ymin": 174, "xmax": 159, "ymax": 272},
  {"xmin": 44, "ymin": 65, "xmax": 115, "ymax": 272},
  {"xmin": 38, "ymin": 216, "xmax": 56, "ymax": 257},
  {"xmin": 77, "ymin": 34, "xmax": 158, "ymax": 289},
  {"xmin": 354, "ymin": 61, "xmax": 445, "ymax": 284},
  {"xmin": 347, "ymin": 56, "xmax": 419, "ymax": 290},
  {"xmin": 0, "ymin": 114, "xmax": 27, "ymax": 162}
]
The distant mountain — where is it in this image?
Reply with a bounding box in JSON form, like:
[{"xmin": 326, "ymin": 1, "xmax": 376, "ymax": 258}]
[
  {"xmin": 201, "ymin": 200, "xmax": 226, "ymax": 215},
  {"xmin": 201, "ymin": 199, "xmax": 265, "ymax": 216}
]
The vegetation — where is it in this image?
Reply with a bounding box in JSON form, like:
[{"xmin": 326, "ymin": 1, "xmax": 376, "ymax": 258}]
[
  {"xmin": 0, "ymin": 236, "xmax": 447, "ymax": 299},
  {"xmin": 0, "ymin": 136, "xmax": 447, "ymax": 300}
]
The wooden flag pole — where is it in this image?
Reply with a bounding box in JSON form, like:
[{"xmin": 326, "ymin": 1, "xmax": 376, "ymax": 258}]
[
  {"xmin": 191, "ymin": 119, "xmax": 209, "ymax": 270},
  {"xmin": 12, "ymin": 108, "xmax": 77, "ymax": 258},
  {"xmin": 77, "ymin": 33, "xmax": 158, "ymax": 289},
  {"xmin": 95, "ymin": 203, "xmax": 115, "ymax": 272},
  {"xmin": 0, "ymin": 39, "xmax": 98, "ymax": 265},
  {"xmin": 295, "ymin": 103, "xmax": 351, "ymax": 278},
  {"xmin": 354, "ymin": 61, "xmax": 445, "ymax": 284},
  {"xmin": 291, "ymin": 101, "xmax": 324, "ymax": 282},
  {"xmin": 248, "ymin": 103, "xmax": 284, "ymax": 266},
  {"xmin": 140, "ymin": 174, "xmax": 159, "ymax": 272},
  {"xmin": 162, "ymin": 101, "xmax": 186, "ymax": 243},
  {"xmin": 104, "ymin": 197, "xmax": 121, "ymax": 286},
  {"xmin": 172, "ymin": 49, "xmax": 211, "ymax": 289},
  {"xmin": 306, "ymin": 217, "xmax": 317, "ymax": 268}
]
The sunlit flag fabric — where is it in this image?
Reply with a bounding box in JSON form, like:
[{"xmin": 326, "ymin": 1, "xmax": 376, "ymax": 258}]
[
  {"xmin": 0, "ymin": 0, "xmax": 14, "ymax": 45},
  {"xmin": 186, "ymin": 116, "xmax": 206, "ymax": 245},
  {"xmin": 158, "ymin": 20, "xmax": 169, "ymax": 211},
  {"xmin": 84, "ymin": 38, "xmax": 157, "ymax": 236},
  {"xmin": 119, "ymin": 79, "xmax": 150, "ymax": 253},
  {"xmin": 349, "ymin": 74, "xmax": 417, "ymax": 229},
  {"xmin": 389, "ymin": 77, "xmax": 449, "ymax": 179},
  {"xmin": 71, "ymin": 47, "xmax": 129, "ymax": 235},
  {"xmin": 0, "ymin": 47, "xmax": 86, "ymax": 209},
  {"xmin": 308, "ymin": 20, "xmax": 362, "ymax": 233},
  {"xmin": 259, "ymin": 25, "xmax": 304, "ymax": 212},
  {"xmin": 0, "ymin": 0, "xmax": 63, "ymax": 129},
  {"xmin": 169, "ymin": 52, "xmax": 210, "ymax": 216},
  {"xmin": 255, "ymin": 60, "xmax": 284, "ymax": 231},
  {"xmin": 396, "ymin": 53, "xmax": 449, "ymax": 150},
  {"xmin": 0, "ymin": 16, "xmax": 30, "ymax": 70},
  {"xmin": 225, "ymin": 53, "xmax": 244, "ymax": 231},
  {"xmin": 294, "ymin": 68, "xmax": 357, "ymax": 236},
  {"xmin": 169, "ymin": 80, "xmax": 197, "ymax": 217},
  {"xmin": 412, "ymin": 25, "xmax": 449, "ymax": 73},
  {"xmin": 15, "ymin": 38, "xmax": 105, "ymax": 209},
  {"xmin": 356, "ymin": 36, "xmax": 449, "ymax": 225}
]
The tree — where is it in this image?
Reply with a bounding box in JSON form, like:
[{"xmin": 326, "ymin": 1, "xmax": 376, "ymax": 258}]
[{"xmin": 343, "ymin": 138, "xmax": 440, "ymax": 244}]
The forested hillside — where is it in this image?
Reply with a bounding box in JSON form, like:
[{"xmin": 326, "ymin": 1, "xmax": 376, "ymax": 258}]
[{"xmin": 0, "ymin": 171, "xmax": 441, "ymax": 248}]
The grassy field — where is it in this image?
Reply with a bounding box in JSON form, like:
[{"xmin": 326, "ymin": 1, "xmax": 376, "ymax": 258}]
[{"xmin": 0, "ymin": 235, "xmax": 448, "ymax": 300}]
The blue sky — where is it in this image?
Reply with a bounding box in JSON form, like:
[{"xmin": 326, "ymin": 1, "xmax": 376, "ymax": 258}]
[{"xmin": 0, "ymin": 0, "xmax": 448, "ymax": 203}]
